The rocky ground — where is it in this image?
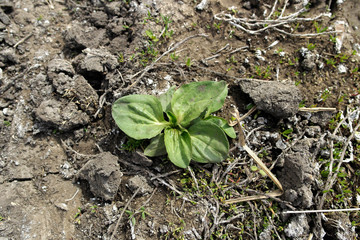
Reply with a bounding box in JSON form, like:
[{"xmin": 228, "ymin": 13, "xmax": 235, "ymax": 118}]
[{"xmin": 0, "ymin": 0, "xmax": 360, "ymax": 239}]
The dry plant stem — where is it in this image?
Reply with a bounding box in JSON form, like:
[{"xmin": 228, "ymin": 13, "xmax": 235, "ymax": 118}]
[
  {"xmin": 126, "ymin": 34, "xmax": 208, "ymax": 90},
  {"xmin": 187, "ymin": 166, "xmax": 199, "ymax": 191},
  {"xmin": 116, "ymin": 157, "xmax": 192, "ymax": 202},
  {"xmin": 280, "ymin": 0, "xmax": 289, "ymax": 18},
  {"xmin": 284, "ymin": 208, "xmax": 360, "ymax": 214},
  {"xmin": 298, "ymin": 107, "xmax": 337, "ymax": 112},
  {"xmin": 14, "ymin": 33, "xmax": 33, "ymax": 48},
  {"xmin": 262, "ymin": 204, "xmax": 282, "ymax": 240},
  {"xmin": 110, "ymin": 187, "xmax": 140, "ymax": 240},
  {"xmin": 215, "ymin": 8, "xmax": 340, "ymax": 37},
  {"xmin": 266, "ymin": 0, "xmax": 278, "ymax": 20},
  {"xmin": 226, "ymin": 107, "xmax": 283, "ymax": 204},
  {"xmin": 319, "ymin": 121, "xmax": 360, "ymax": 209},
  {"xmin": 61, "ymin": 139, "xmax": 98, "ymax": 158},
  {"xmin": 64, "ymin": 189, "xmax": 79, "ymax": 202},
  {"xmin": 248, "ymin": 202, "xmax": 258, "ymax": 240}
]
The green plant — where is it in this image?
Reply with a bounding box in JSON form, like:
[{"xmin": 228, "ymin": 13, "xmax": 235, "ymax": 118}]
[
  {"xmin": 160, "ymin": 14, "xmax": 174, "ymax": 39},
  {"xmin": 307, "ymin": 43, "xmax": 316, "ymax": 51},
  {"xmin": 329, "ymin": 35, "xmax": 337, "ymax": 43},
  {"xmin": 314, "ymin": 21, "xmax": 328, "ymax": 33},
  {"xmin": 118, "ymin": 53, "xmax": 125, "ymax": 63},
  {"xmin": 170, "ymin": 52, "xmax": 179, "ymax": 61},
  {"xmin": 125, "ymin": 210, "xmax": 136, "ymax": 226},
  {"xmin": 213, "ymin": 22, "xmax": 221, "ymax": 30},
  {"xmin": 112, "ymin": 81, "xmax": 235, "ymax": 168},
  {"xmin": 281, "ymin": 128, "xmax": 293, "ymax": 140},
  {"xmin": 3, "ymin": 120, "xmax": 11, "ymax": 127},
  {"xmin": 121, "ymin": 138, "xmax": 144, "ymax": 152},
  {"xmin": 0, "ymin": 215, "xmax": 4, "ymax": 221},
  {"xmin": 254, "ymin": 65, "xmax": 271, "ymax": 79},
  {"xmin": 90, "ymin": 205, "xmax": 98, "ymax": 213},
  {"xmin": 145, "ymin": 30, "xmax": 159, "ymax": 42},
  {"xmin": 186, "ymin": 57, "xmax": 192, "ymax": 68},
  {"xmin": 326, "ymin": 58, "xmax": 336, "ymax": 67}
]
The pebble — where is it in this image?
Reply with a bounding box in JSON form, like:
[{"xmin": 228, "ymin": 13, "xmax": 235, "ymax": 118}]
[
  {"xmin": 276, "ymin": 139, "xmax": 287, "ymax": 150},
  {"xmin": 338, "ymin": 64, "xmax": 347, "ymax": 74}
]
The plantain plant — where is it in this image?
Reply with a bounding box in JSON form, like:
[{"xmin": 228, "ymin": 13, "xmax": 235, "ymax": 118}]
[{"xmin": 112, "ymin": 81, "xmax": 235, "ymax": 168}]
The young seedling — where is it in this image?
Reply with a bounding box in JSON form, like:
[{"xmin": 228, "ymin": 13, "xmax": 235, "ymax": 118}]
[{"xmin": 112, "ymin": 81, "xmax": 236, "ymax": 168}]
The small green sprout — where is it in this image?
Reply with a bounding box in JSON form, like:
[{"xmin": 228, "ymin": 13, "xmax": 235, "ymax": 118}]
[
  {"xmin": 3, "ymin": 120, "xmax": 11, "ymax": 127},
  {"xmin": 281, "ymin": 128, "xmax": 293, "ymax": 140},
  {"xmin": 126, "ymin": 210, "xmax": 136, "ymax": 226},
  {"xmin": 186, "ymin": 57, "xmax": 192, "ymax": 68},
  {"xmin": 307, "ymin": 43, "xmax": 316, "ymax": 51}
]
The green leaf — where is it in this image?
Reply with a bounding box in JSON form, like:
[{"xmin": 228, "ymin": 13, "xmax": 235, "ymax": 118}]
[
  {"xmin": 112, "ymin": 95, "xmax": 169, "ymax": 140},
  {"xmin": 204, "ymin": 85, "xmax": 228, "ymax": 118},
  {"xmin": 166, "ymin": 111, "xmax": 177, "ymax": 126},
  {"xmin": 164, "ymin": 128, "xmax": 192, "ymax": 168},
  {"xmin": 204, "ymin": 116, "xmax": 236, "ymax": 138},
  {"xmin": 171, "ymin": 81, "xmax": 228, "ymax": 127},
  {"xmin": 144, "ymin": 133, "xmax": 167, "ymax": 157},
  {"xmin": 158, "ymin": 86, "xmax": 176, "ymax": 112},
  {"xmin": 188, "ymin": 121, "xmax": 229, "ymax": 163}
]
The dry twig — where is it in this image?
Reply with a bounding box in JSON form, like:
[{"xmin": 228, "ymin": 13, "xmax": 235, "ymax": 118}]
[{"xmin": 110, "ymin": 187, "xmax": 140, "ymax": 240}]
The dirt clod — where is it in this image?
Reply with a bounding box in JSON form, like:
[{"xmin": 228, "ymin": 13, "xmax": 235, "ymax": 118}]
[
  {"xmin": 240, "ymin": 80, "xmax": 303, "ymax": 118},
  {"xmin": 76, "ymin": 152, "xmax": 123, "ymax": 201}
]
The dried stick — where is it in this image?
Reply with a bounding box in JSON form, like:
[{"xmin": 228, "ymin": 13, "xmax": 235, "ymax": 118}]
[
  {"xmin": 126, "ymin": 34, "xmax": 208, "ymax": 90},
  {"xmin": 110, "ymin": 187, "xmax": 140, "ymax": 240},
  {"xmin": 298, "ymin": 107, "xmax": 337, "ymax": 112},
  {"xmin": 284, "ymin": 208, "xmax": 360, "ymax": 214},
  {"xmin": 14, "ymin": 33, "xmax": 33, "ymax": 48},
  {"xmin": 64, "ymin": 189, "xmax": 79, "ymax": 202},
  {"xmin": 319, "ymin": 121, "xmax": 360, "ymax": 208},
  {"xmin": 266, "ymin": 0, "xmax": 279, "ymax": 20},
  {"xmin": 225, "ymin": 107, "xmax": 283, "ymax": 204}
]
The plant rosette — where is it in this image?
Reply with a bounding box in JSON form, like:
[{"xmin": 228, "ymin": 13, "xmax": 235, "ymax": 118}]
[{"xmin": 112, "ymin": 81, "xmax": 235, "ymax": 168}]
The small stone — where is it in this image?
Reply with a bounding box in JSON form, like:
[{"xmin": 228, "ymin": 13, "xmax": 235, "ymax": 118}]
[
  {"xmin": 284, "ymin": 214, "xmax": 309, "ymax": 238},
  {"xmin": 276, "ymin": 139, "xmax": 287, "ymax": 150},
  {"xmin": 130, "ymin": 151, "xmax": 153, "ymax": 167},
  {"xmin": 338, "ymin": 64, "xmax": 347, "ymax": 74},
  {"xmin": 256, "ymin": 117, "xmax": 266, "ymax": 125},
  {"xmin": 55, "ymin": 202, "xmax": 68, "ymax": 211},
  {"xmin": 127, "ymin": 175, "xmax": 153, "ymax": 195},
  {"xmin": 195, "ymin": 0, "xmax": 208, "ymax": 11},
  {"xmin": 304, "ymin": 126, "xmax": 321, "ymax": 137},
  {"xmin": 320, "ymin": 149, "xmax": 331, "ymax": 159}
]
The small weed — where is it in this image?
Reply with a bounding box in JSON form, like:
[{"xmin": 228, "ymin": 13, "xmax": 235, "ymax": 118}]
[
  {"xmin": 125, "ymin": 210, "xmax": 136, "ymax": 226},
  {"xmin": 213, "ymin": 22, "xmax": 221, "ymax": 30},
  {"xmin": 90, "ymin": 205, "xmax": 98, "ymax": 213},
  {"xmin": 121, "ymin": 138, "xmax": 144, "ymax": 152},
  {"xmin": 145, "ymin": 30, "xmax": 159, "ymax": 42},
  {"xmin": 226, "ymin": 55, "xmax": 237, "ymax": 64},
  {"xmin": 281, "ymin": 128, "xmax": 293, "ymax": 140},
  {"xmin": 326, "ymin": 58, "xmax": 336, "ymax": 67},
  {"xmin": 307, "ymin": 43, "xmax": 316, "ymax": 51},
  {"xmin": 0, "ymin": 215, "xmax": 4, "ymax": 221},
  {"xmin": 254, "ymin": 65, "xmax": 271, "ymax": 79},
  {"xmin": 170, "ymin": 52, "xmax": 179, "ymax": 61},
  {"xmin": 118, "ymin": 53, "xmax": 125, "ymax": 63},
  {"xmin": 186, "ymin": 57, "xmax": 192, "ymax": 68},
  {"xmin": 314, "ymin": 21, "xmax": 328, "ymax": 33},
  {"xmin": 299, "ymin": 100, "xmax": 306, "ymax": 108},
  {"xmin": 74, "ymin": 207, "xmax": 82, "ymax": 224},
  {"xmin": 329, "ymin": 35, "xmax": 337, "ymax": 43},
  {"xmin": 3, "ymin": 120, "xmax": 11, "ymax": 127},
  {"xmin": 318, "ymin": 88, "xmax": 331, "ymax": 102}
]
